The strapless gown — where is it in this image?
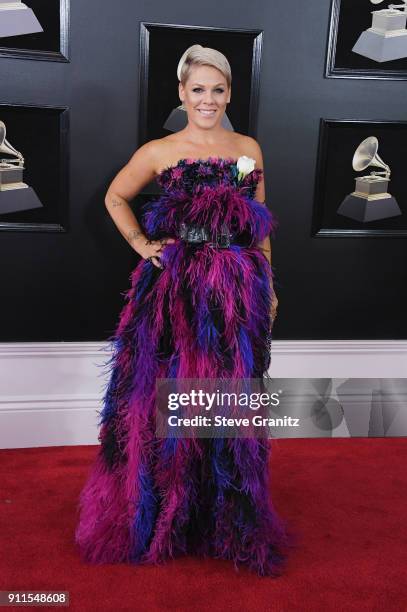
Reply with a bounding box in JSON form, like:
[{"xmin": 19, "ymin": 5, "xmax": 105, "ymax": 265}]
[{"xmin": 75, "ymin": 156, "xmax": 294, "ymax": 577}]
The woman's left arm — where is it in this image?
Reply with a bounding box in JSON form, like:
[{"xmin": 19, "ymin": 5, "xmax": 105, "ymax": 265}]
[{"xmin": 245, "ymin": 137, "xmax": 278, "ymax": 322}]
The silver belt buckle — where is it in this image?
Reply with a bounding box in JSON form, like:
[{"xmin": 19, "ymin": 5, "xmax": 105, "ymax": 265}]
[
  {"xmin": 179, "ymin": 222, "xmax": 209, "ymax": 243},
  {"xmin": 179, "ymin": 221, "xmax": 232, "ymax": 247},
  {"xmin": 211, "ymin": 222, "xmax": 232, "ymax": 248}
]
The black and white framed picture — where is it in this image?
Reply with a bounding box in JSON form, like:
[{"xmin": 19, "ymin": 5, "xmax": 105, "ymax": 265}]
[
  {"xmin": 326, "ymin": 0, "xmax": 407, "ymax": 80},
  {"xmin": 311, "ymin": 118, "xmax": 407, "ymax": 237},
  {"xmin": 138, "ymin": 22, "xmax": 263, "ymax": 193},
  {"xmin": 0, "ymin": 0, "xmax": 70, "ymax": 62},
  {"xmin": 0, "ymin": 102, "xmax": 69, "ymax": 232}
]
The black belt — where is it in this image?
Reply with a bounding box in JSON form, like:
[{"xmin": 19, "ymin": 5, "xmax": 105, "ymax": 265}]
[{"xmin": 178, "ymin": 221, "xmax": 235, "ymax": 249}]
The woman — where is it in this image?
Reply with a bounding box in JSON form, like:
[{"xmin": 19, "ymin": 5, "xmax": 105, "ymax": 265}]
[{"xmin": 75, "ymin": 44, "xmax": 294, "ymax": 577}]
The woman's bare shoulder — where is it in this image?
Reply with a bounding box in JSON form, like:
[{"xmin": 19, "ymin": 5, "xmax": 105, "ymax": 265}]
[
  {"xmin": 234, "ymin": 133, "xmax": 263, "ymax": 159},
  {"xmin": 128, "ymin": 135, "xmax": 182, "ymax": 176}
]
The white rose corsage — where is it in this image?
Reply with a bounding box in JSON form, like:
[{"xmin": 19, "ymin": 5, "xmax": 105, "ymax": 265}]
[{"xmin": 236, "ymin": 155, "xmax": 256, "ymax": 182}]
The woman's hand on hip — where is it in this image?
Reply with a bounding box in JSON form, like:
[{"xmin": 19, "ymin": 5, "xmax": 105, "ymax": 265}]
[
  {"xmin": 271, "ymin": 291, "xmax": 278, "ymax": 324},
  {"xmin": 138, "ymin": 237, "xmax": 176, "ymax": 269}
]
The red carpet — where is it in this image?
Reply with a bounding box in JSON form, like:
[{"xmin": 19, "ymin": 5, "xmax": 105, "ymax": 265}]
[{"xmin": 1, "ymin": 438, "xmax": 406, "ymax": 611}]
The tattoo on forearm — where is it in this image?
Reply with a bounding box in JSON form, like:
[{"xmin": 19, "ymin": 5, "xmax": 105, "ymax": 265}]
[
  {"xmin": 127, "ymin": 229, "xmax": 144, "ymax": 244},
  {"xmin": 111, "ymin": 198, "xmax": 123, "ymax": 207}
]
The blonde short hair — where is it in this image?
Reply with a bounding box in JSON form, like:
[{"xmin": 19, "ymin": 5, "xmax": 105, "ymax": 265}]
[{"xmin": 177, "ymin": 44, "xmax": 232, "ymax": 89}]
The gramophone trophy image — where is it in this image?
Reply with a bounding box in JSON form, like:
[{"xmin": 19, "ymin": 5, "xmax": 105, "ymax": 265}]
[
  {"xmin": 336, "ymin": 136, "xmax": 402, "ymax": 223},
  {"xmin": 352, "ymin": 0, "xmax": 407, "ymax": 62},
  {"xmin": 0, "ymin": 120, "xmax": 43, "ymax": 215},
  {"xmin": 0, "ymin": 0, "xmax": 43, "ymax": 38}
]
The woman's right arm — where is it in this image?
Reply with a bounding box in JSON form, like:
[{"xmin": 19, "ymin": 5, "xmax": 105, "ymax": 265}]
[{"xmin": 104, "ymin": 141, "xmax": 174, "ymax": 263}]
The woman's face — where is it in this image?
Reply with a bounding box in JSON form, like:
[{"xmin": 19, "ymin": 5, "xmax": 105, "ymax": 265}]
[{"xmin": 179, "ymin": 65, "xmax": 230, "ymax": 127}]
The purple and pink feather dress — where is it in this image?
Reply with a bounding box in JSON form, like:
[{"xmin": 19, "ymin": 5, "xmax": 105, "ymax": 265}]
[{"xmin": 75, "ymin": 156, "xmax": 293, "ymax": 577}]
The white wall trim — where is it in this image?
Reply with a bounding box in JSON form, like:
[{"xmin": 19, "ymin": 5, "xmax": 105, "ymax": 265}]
[
  {"xmin": 0, "ymin": 340, "xmax": 406, "ymax": 449},
  {"xmin": 270, "ymin": 340, "xmax": 407, "ymax": 354}
]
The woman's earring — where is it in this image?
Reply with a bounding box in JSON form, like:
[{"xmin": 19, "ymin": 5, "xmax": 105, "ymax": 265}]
[{"xmin": 179, "ymin": 102, "xmax": 186, "ymax": 111}]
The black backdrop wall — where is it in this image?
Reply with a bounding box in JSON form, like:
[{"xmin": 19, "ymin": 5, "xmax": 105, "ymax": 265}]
[{"xmin": 0, "ymin": 0, "xmax": 406, "ymax": 342}]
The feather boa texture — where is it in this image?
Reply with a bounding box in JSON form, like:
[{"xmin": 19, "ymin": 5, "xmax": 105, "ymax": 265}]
[{"xmin": 75, "ymin": 158, "xmax": 296, "ymax": 577}]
